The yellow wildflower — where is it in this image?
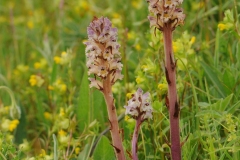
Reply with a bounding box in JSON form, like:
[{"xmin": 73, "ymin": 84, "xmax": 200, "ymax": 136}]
[
  {"xmin": 0, "ymin": 16, "xmax": 7, "ymax": 23},
  {"xmin": 75, "ymin": 147, "xmax": 81, "ymax": 154},
  {"xmin": 158, "ymin": 83, "xmax": 168, "ymax": 90},
  {"xmin": 54, "ymin": 56, "xmax": 61, "ymax": 64},
  {"xmin": 29, "ymin": 75, "xmax": 44, "ymax": 87},
  {"xmin": 127, "ymin": 31, "xmax": 136, "ymax": 40},
  {"xmin": 173, "ymin": 42, "xmax": 178, "ymax": 53},
  {"xmin": 19, "ymin": 139, "xmax": 30, "ymax": 151},
  {"xmin": 190, "ymin": 36, "xmax": 196, "ymax": 45},
  {"xmin": 60, "ymin": 84, "xmax": 67, "ymax": 92},
  {"xmin": 124, "ymin": 115, "xmax": 134, "ymax": 123},
  {"xmin": 61, "ymin": 51, "xmax": 67, "ymax": 56},
  {"xmin": 113, "ymin": 13, "xmax": 121, "ymax": 19},
  {"xmin": 131, "ymin": 0, "xmax": 142, "ymax": 9},
  {"xmin": 54, "ymin": 79, "xmax": 67, "ymax": 93},
  {"xmin": 29, "ymin": 75, "xmax": 37, "ymax": 86},
  {"xmin": 34, "ymin": 62, "xmax": 41, "ymax": 69},
  {"xmin": 27, "ymin": 21, "xmax": 34, "ymax": 29},
  {"xmin": 14, "ymin": 64, "xmax": 29, "ymax": 76},
  {"xmin": 44, "ymin": 112, "xmax": 52, "ymax": 120},
  {"xmin": 141, "ymin": 65, "xmax": 147, "ymax": 70},
  {"xmin": 0, "ymin": 106, "xmax": 9, "ymax": 115},
  {"xmin": 54, "ymin": 50, "xmax": 72, "ymax": 65},
  {"xmin": 34, "ymin": 59, "xmax": 47, "ymax": 69},
  {"xmin": 48, "ymin": 85, "xmax": 54, "ymax": 90},
  {"xmin": 59, "ymin": 107, "xmax": 65, "ymax": 117},
  {"xmin": 59, "ymin": 118, "xmax": 70, "ymax": 129},
  {"xmin": 9, "ymin": 119, "xmax": 19, "ymax": 132},
  {"xmin": 124, "ymin": 115, "xmax": 130, "ymax": 121},
  {"xmin": 1, "ymin": 119, "xmax": 11, "ymax": 131},
  {"xmin": 58, "ymin": 129, "xmax": 66, "ymax": 136},
  {"xmin": 136, "ymin": 76, "xmax": 145, "ymax": 84},
  {"xmin": 80, "ymin": 0, "xmax": 89, "ymax": 10},
  {"xmin": 218, "ymin": 23, "xmax": 227, "ymax": 31},
  {"xmin": 135, "ymin": 44, "xmax": 141, "ymax": 51},
  {"xmin": 39, "ymin": 149, "xmax": 46, "ymax": 157},
  {"xmin": 126, "ymin": 93, "xmax": 133, "ymax": 99}
]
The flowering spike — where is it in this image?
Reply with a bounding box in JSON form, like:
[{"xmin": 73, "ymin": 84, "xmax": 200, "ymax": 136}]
[
  {"xmin": 84, "ymin": 17, "xmax": 123, "ymax": 90},
  {"xmin": 84, "ymin": 17, "xmax": 126, "ymax": 160},
  {"xmin": 146, "ymin": 0, "xmax": 185, "ymax": 31},
  {"xmin": 124, "ymin": 88, "xmax": 153, "ymax": 121}
]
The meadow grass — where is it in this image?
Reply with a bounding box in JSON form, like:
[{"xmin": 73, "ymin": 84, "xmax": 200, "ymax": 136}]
[{"xmin": 0, "ymin": 0, "xmax": 240, "ymax": 159}]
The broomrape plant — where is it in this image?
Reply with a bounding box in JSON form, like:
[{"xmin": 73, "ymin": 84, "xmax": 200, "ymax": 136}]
[
  {"xmin": 84, "ymin": 0, "xmax": 186, "ymax": 159},
  {"xmin": 146, "ymin": 0, "xmax": 185, "ymax": 159},
  {"xmin": 84, "ymin": 17, "xmax": 125, "ymax": 159}
]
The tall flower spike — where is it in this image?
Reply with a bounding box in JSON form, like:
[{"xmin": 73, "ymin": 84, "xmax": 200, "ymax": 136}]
[
  {"xmin": 124, "ymin": 88, "xmax": 153, "ymax": 121},
  {"xmin": 147, "ymin": 0, "xmax": 185, "ymax": 31},
  {"xmin": 125, "ymin": 88, "xmax": 153, "ymax": 160},
  {"xmin": 84, "ymin": 17, "xmax": 123, "ymax": 90},
  {"xmin": 84, "ymin": 17, "xmax": 126, "ymax": 160}
]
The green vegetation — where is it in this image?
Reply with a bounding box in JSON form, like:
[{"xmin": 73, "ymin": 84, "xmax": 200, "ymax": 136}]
[{"xmin": 0, "ymin": 0, "xmax": 239, "ymax": 159}]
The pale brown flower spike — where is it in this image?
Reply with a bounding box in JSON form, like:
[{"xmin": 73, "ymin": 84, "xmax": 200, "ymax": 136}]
[
  {"xmin": 147, "ymin": 0, "xmax": 185, "ymax": 31},
  {"xmin": 84, "ymin": 17, "xmax": 123, "ymax": 90},
  {"xmin": 146, "ymin": 0, "xmax": 186, "ymax": 160},
  {"xmin": 84, "ymin": 17, "xmax": 126, "ymax": 160}
]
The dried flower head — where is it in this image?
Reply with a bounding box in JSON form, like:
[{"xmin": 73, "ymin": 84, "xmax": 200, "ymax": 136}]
[
  {"xmin": 84, "ymin": 17, "xmax": 123, "ymax": 90},
  {"xmin": 146, "ymin": 0, "xmax": 185, "ymax": 31},
  {"xmin": 124, "ymin": 88, "xmax": 153, "ymax": 121}
]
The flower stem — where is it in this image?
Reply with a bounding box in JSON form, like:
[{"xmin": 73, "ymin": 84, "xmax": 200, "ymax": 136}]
[
  {"xmin": 132, "ymin": 118, "xmax": 142, "ymax": 160},
  {"xmin": 102, "ymin": 76, "xmax": 126, "ymax": 160},
  {"xmin": 163, "ymin": 23, "xmax": 181, "ymax": 160}
]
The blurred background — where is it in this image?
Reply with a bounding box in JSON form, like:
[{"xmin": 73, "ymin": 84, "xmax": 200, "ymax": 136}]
[{"xmin": 0, "ymin": 0, "xmax": 240, "ymax": 159}]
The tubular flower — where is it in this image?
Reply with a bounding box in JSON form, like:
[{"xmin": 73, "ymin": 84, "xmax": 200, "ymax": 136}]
[
  {"xmin": 146, "ymin": 0, "xmax": 185, "ymax": 31},
  {"xmin": 124, "ymin": 88, "xmax": 153, "ymax": 121},
  {"xmin": 84, "ymin": 17, "xmax": 123, "ymax": 90}
]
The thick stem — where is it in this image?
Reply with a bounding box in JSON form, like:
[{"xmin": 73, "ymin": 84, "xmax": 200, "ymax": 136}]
[
  {"xmin": 102, "ymin": 76, "xmax": 126, "ymax": 160},
  {"xmin": 163, "ymin": 23, "xmax": 181, "ymax": 160},
  {"xmin": 132, "ymin": 118, "xmax": 142, "ymax": 160}
]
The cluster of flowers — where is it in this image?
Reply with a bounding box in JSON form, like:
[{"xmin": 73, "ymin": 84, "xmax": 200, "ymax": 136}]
[
  {"xmin": 124, "ymin": 88, "xmax": 153, "ymax": 121},
  {"xmin": 84, "ymin": 17, "xmax": 123, "ymax": 90},
  {"xmin": 147, "ymin": 0, "xmax": 185, "ymax": 30}
]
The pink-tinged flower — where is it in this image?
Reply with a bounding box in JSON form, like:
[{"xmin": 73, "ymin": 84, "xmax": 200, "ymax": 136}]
[
  {"xmin": 146, "ymin": 0, "xmax": 185, "ymax": 31},
  {"xmin": 84, "ymin": 17, "xmax": 123, "ymax": 90},
  {"xmin": 124, "ymin": 88, "xmax": 153, "ymax": 121}
]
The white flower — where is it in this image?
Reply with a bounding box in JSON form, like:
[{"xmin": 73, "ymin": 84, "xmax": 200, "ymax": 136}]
[{"xmin": 124, "ymin": 88, "xmax": 153, "ymax": 120}]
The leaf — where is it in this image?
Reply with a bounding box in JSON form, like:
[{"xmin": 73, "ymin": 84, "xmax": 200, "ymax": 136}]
[
  {"xmin": 53, "ymin": 134, "xmax": 58, "ymax": 160},
  {"xmin": 15, "ymin": 106, "xmax": 27, "ymax": 144},
  {"xmin": 50, "ymin": 62, "xmax": 57, "ymax": 84},
  {"xmin": 76, "ymin": 67, "xmax": 90, "ymax": 131},
  {"xmin": 217, "ymin": 94, "xmax": 233, "ymax": 111},
  {"xmin": 92, "ymin": 90, "xmax": 107, "ymax": 125},
  {"xmin": 196, "ymin": 94, "xmax": 233, "ymax": 117},
  {"xmin": 227, "ymin": 100, "xmax": 240, "ymax": 114},
  {"xmin": 77, "ymin": 144, "xmax": 90, "ymax": 160},
  {"xmin": 200, "ymin": 61, "xmax": 227, "ymax": 97},
  {"xmin": 93, "ymin": 136, "xmax": 115, "ymax": 160},
  {"xmin": 222, "ymin": 69, "xmax": 235, "ymax": 90},
  {"xmin": 214, "ymin": 29, "xmax": 220, "ymax": 67}
]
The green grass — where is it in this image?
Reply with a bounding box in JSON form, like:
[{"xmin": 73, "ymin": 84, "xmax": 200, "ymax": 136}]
[{"xmin": 0, "ymin": 0, "xmax": 240, "ymax": 159}]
